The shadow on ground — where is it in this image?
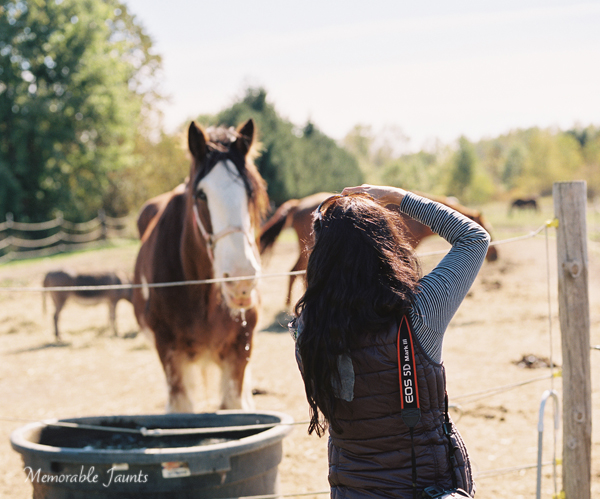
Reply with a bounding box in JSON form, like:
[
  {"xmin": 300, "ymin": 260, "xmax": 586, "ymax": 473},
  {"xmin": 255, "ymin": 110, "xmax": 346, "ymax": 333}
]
[{"xmin": 261, "ymin": 310, "xmax": 293, "ymax": 334}]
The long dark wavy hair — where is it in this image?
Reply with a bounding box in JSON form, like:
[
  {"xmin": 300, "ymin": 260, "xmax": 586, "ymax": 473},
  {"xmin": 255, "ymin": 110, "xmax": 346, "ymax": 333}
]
[{"xmin": 295, "ymin": 194, "xmax": 421, "ymax": 436}]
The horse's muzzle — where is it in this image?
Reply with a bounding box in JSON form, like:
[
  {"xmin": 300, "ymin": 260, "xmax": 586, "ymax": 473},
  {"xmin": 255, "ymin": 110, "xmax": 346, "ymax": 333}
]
[{"xmin": 222, "ymin": 277, "xmax": 257, "ymax": 310}]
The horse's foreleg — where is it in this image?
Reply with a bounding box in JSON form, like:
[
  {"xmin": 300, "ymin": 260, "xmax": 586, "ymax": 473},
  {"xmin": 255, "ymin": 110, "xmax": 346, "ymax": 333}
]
[
  {"xmin": 287, "ymin": 250, "xmax": 308, "ymax": 306},
  {"xmin": 286, "ymin": 275, "xmax": 296, "ymax": 307},
  {"xmin": 219, "ymin": 361, "xmax": 255, "ymax": 411},
  {"xmin": 53, "ymin": 310, "xmax": 61, "ymax": 341},
  {"xmin": 51, "ymin": 296, "xmax": 66, "ymax": 341},
  {"xmin": 218, "ymin": 333, "xmax": 255, "ymax": 410},
  {"xmin": 108, "ymin": 301, "xmax": 118, "ymax": 337},
  {"xmin": 240, "ymin": 363, "xmax": 254, "ymax": 410},
  {"xmin": 159, "ymin": 348, "xmax": 195, "ymax": 413}
]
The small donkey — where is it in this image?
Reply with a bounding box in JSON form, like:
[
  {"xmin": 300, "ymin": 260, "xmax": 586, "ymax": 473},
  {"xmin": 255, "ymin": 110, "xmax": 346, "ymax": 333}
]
[{"xmin": 42, "ymin": 270, "xmax": 133, "ymax": 340}]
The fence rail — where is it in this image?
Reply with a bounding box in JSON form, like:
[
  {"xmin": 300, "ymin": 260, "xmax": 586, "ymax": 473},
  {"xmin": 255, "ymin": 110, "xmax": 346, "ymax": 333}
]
[{"xmin": 0, "ymin": 211, "xmax": 130, "ymax": 264}]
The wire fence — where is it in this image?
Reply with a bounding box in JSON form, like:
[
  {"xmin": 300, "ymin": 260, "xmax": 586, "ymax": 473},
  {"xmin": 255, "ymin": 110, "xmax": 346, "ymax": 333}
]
[
  {"xmin": 0, "ymin": 223, "xmax": 554, "ymax": 293},
  {"xmin": 0, "ymin": 211, "xmax": 130, "ymax": 264},
  {"xmin": 1, "ymin": 218, "xmax": 597, "ymax": 498}
]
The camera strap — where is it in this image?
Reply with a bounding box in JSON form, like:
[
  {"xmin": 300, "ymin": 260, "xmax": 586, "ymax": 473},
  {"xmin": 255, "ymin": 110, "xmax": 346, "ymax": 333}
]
[
  {"xmin": 397, "ymin": 316, "xmax": 459, "ymax": 498},
  {"xmin": 398, "ymin": 315, "xmax": 421, "ymax": 422},
  {"xmin": 397, "ymin": 316, "xmax": 421, "ymax": 499}
]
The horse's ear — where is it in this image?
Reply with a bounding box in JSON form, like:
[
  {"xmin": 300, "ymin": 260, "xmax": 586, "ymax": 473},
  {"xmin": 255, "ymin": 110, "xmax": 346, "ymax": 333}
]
[
  {"xmin": 188, "ymin": 122, "xmax": 207, "ymax": 160},
  {"xmin": 235, "ymin": 119, "xmax": 254, "ymax": 156}
]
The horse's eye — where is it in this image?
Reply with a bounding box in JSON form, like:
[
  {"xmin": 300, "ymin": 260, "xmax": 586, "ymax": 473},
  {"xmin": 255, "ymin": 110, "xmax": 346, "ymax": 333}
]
[{"xmin": 195, "ymin": 189, "xmax": 207, "ymax": 202}]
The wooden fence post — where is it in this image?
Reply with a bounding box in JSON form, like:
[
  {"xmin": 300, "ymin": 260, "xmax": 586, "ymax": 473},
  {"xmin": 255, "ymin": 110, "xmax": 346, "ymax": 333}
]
[
  {"xmin": 553, "ymin": 181, "xmax": 591, "ymax": 499},
  {"xmin": 98, "ymin": 209, "xmax": 107, "ymax": 240}
]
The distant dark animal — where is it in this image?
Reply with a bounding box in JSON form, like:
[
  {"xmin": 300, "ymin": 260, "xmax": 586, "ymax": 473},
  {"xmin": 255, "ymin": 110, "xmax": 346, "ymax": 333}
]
[
  {"xmin": 133, "ymin": 119, "xmax": 269, "ymax": 413},
  {"xmin": 43, "ymin": 270, "xmax": 133, "ymax": 340},
  {"xmin": 510, "ymin": 197, "xmax": 539, "ymax": 214},
  {"xmin": 260, "ymin": 191, "xmax": 498, "ymax": 306}
]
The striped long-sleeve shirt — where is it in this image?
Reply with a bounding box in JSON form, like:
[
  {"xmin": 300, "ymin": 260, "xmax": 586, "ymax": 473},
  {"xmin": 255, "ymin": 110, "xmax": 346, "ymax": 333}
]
[
  {"xmin": 400, "ymin": 192, "xmax": 490, "ymax": 363},
  {"xmin": 289, "ymin": 192, "xmax": 491, "ymax": 394}
]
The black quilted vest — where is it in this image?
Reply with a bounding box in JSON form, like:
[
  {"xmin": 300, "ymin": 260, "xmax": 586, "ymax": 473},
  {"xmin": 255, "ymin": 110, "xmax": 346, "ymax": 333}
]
[{"xmin": 328, "ymin": 320, "xmax": 475, "ymax": 499}]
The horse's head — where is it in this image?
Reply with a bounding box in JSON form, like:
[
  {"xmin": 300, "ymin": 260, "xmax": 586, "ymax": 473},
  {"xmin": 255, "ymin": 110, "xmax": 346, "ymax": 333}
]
[{"xmin": 187, "ymin": 119, "xmax": 268, "ymax": 311}]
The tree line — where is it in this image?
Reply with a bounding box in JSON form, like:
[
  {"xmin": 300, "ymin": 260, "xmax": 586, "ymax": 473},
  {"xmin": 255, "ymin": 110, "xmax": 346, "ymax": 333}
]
[
  {"xmin": 345, "ymin": 124, "xmax": 600, "ymax": 205},
  {"xmin": 2, "ymin": 0, "xmax": 598, "ymax": 225}
]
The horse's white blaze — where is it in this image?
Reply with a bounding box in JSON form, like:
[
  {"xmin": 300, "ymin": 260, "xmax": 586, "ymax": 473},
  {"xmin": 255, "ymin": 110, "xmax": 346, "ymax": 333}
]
[{"xmin": 198, "ymin": 160, "xmax": 260, "ymax": 309}]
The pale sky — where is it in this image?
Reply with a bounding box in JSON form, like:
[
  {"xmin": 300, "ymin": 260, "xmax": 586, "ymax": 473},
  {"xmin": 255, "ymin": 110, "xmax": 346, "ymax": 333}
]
[{"xmin": 124, "ymin": 0, "xmax": 600, "ymax": 151}]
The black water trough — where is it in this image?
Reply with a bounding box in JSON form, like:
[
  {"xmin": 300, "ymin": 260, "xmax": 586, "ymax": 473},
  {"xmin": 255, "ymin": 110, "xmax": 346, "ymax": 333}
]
[{"xmin": 11, "ymin": 410, "xmax": 294, "ymax": 499}]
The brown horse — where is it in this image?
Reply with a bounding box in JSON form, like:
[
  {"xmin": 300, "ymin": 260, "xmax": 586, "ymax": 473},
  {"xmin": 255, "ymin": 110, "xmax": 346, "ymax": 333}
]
[
  {"xmin": 260, "ymin": 191, "xmax": 498, "ymax": 306},
  {"xmin": 509, "ymin": 197, "xmax": 539, "ymax": 214},
  {"xmin": 133, "ymin": 119, "xmax": 268, "ymax": 413}
]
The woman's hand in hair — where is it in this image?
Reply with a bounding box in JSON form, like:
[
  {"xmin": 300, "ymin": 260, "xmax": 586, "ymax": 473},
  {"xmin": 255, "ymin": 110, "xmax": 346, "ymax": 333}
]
[{"xmin": 342, "ymin": 184, "xmax": 408, "ymax": 206}]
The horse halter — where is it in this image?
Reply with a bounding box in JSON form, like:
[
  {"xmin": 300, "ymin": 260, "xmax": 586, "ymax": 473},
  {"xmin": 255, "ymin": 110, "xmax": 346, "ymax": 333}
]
[{"xmin": 192, "ymin": 203, "xmax": 256, "ymax": 265}]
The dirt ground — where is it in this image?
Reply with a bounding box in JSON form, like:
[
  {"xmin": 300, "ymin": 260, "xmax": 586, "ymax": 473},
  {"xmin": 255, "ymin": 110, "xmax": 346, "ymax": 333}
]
[{"xmin": 0, "ymin": 225, "xmax": 599, "ymax": 499}]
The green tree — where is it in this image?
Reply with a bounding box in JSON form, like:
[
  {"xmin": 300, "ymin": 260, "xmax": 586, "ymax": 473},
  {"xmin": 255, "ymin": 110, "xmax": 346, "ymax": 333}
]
[
  {"xmin": 581, "ymin": 126, "xmax": 600, "ymax": 197},
  {"xmin": 0, "ymin": 0, "xmax": 162, "ymax": 222},
  {"xmin": 521, "ymin": 128, "xmax": 582, "ymax": 196},
  {"xmin": 381, "ymin": 151, "xmax": 441, "ymax": 193},
  {"xmin": 209, "ymin": 87, "xmax": 297, "ymax": 205},
  {"xmin": 111, "ymin": 129, "xmax": 189, "ymax": 216},
  {"xmin": 296, "ymin": 121, "xmax": 362, "ymax": 198},
  {"xmin": 343, "ymin": 124, "xmax": 372, "ymax": 162},
  {"xmin": 342, "ymin": 124, "xmax": 410, "ymax": 185},
  {"xmin": 448, "ymin": 136, "xmax": 475, "ymax": 198},
  {"xmin": 502, "ymin": 144, "xmax": 526, "ymax": 191},
  {"xmin": 477, "ymin": 139, "xmax": 504, "ymax": 188}
]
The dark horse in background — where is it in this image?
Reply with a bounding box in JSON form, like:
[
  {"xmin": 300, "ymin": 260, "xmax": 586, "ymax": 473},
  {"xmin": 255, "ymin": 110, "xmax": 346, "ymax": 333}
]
[
  {"xmin": 260, "ymin": 191, "xmax": 498, "ymax": 306},
  {"xmin": 509, "ymin": 197, "xmax": 539, "ymax": 215},
  {"xmin": 133, "ymin": 119, "xmax": 269, "ymax": 412}
]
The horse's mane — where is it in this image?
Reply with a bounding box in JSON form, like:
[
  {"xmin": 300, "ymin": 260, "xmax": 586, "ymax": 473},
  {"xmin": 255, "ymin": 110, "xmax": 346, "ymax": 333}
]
[{"xmin": 203, "ymin": 125, "xmax": 269, "ymax": 229}]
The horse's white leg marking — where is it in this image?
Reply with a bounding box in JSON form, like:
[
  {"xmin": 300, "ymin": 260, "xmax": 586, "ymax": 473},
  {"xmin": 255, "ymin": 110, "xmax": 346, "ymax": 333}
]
[
  {"xmin": 141, "ymin": 327, "xmax": 155, "ymax": 347},
  {"xmin": 141, "ymin": 274, "xmax": 150, "ymax": 301},
  {"xmin": 194, "ymin": 354, "xmax": 215, "ymax": 412},
  {"xmin": 218, "ymin": 358, "xmax": 255, "ymax": 411},
  {"xmin": 198, "ymin": 355, "xmax": 211, "ymax": 406},
  {"xmin": 219, "ymin": 360, "xmax": 242, "ymax": 410},
  {"xmin": 164, "ymin": 351, "xmax": 195, "ymax": 413},
  {"xmin": 241, "ymin": 363, "xmax": 255, "ymax": 411}
]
